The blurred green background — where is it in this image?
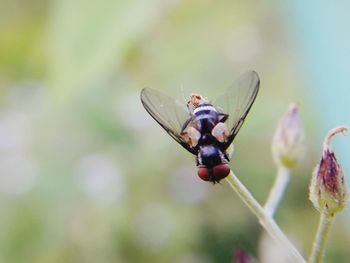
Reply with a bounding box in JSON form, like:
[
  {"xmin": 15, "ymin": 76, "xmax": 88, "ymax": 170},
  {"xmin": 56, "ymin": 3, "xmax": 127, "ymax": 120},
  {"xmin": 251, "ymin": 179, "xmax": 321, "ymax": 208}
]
[{"xmin": 0, "ymin": 1, "xmax": 349, "ymax": 262}]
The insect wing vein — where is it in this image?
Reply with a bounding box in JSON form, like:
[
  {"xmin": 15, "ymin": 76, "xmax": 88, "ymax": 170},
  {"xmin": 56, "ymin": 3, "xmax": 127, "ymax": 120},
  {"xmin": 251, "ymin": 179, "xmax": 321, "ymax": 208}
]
[
  {"xmin": 214, "ymin": 71, "xmax": 260, "ymax": 149},
  {"xmin": 141, "ymin": 88, "xmax": 196, "ymax": 154}
]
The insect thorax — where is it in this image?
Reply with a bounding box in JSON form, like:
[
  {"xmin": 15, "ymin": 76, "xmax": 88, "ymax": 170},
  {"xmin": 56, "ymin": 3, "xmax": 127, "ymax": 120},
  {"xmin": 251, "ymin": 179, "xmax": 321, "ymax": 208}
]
[{"xmin": 197, "ymin": 144, "xmax": 227, "ymax": 167}]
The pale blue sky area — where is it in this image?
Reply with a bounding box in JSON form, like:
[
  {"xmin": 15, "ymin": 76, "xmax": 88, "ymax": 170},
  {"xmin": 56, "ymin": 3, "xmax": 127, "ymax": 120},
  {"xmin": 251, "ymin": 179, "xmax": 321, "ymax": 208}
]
[{"xmin": 288, "ymin": 1, "xmax": 350, "ymax": 176}]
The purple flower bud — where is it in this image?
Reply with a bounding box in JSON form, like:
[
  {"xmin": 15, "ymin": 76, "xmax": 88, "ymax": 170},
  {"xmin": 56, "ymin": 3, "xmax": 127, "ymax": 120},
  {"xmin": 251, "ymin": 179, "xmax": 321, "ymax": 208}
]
[
  {"xmin": 272, "ymin": 103, "xmax": 305, "ymax": 168},
  {"xmin": 309, "ymin": 126, "xmax": 348, "ymax": 216},
  {"xmin": 234, "ymin": 249, "xmax": 255, "ymax": 263}
]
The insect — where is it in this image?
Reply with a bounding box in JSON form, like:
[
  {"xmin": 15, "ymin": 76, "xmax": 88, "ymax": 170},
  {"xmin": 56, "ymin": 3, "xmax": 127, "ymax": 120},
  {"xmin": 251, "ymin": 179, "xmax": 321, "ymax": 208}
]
[{"xmin": 141, "ymin": 71, "xmax": 260, "ymax": 183}]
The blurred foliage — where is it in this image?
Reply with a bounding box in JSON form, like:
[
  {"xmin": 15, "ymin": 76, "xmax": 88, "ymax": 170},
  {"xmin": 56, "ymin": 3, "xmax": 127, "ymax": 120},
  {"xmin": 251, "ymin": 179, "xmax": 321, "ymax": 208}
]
[{"xmin": 0, "ymin": 0, "xmax": 349, "ymax": 263}]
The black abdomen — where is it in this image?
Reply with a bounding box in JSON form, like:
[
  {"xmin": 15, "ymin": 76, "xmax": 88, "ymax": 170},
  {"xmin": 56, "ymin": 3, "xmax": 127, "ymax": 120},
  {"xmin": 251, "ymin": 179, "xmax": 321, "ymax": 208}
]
[{"xmin": 193, "ymin": 103, "xmax": 219, "ymax": 134}]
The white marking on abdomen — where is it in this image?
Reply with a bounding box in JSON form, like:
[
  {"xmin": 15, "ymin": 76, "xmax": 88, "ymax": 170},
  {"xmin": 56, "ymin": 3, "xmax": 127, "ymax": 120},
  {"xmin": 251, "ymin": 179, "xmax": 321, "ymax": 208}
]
[{"xmin": 193, "ymin": 105, "xmax": 217, "ymax": 114}]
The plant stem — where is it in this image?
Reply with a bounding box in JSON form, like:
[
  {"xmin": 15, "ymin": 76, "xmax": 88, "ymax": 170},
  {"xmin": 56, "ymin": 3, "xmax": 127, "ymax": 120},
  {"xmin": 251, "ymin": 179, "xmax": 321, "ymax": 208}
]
[
  {"xmin": 309, "ymin": 213, "xmax": 334, "ymax": 263},
  {"xmin": 225, "ymin": 171, "xmax": 306, "ymax": 263},
  {"xmin": 264, "ymin": 165, "xmax": 291, "ymax": 216}
]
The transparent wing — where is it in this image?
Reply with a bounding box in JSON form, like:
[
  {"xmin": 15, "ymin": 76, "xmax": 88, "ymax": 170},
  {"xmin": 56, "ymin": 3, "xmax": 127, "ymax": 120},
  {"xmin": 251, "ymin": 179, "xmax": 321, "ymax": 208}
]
[
  {"xmin": 214, "ymin": 70, "xmax": 260, "ymax": 148},
  {"xmin": 140, "ymin": 88, "xmax": 196, "ymax": 154}
]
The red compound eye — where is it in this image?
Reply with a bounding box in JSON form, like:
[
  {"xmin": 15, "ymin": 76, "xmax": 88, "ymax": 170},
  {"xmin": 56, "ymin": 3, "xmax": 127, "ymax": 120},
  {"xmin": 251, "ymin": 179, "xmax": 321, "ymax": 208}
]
[
  {"xmin": 197, "ymin": 164, "xmax": 230, "ymax": 182},
  {"xmin": 212, "ymin": 164, "xmax": 230, "ymax": 180},
  {"xmin": 197, "ymin": 167, "xmax": 210, "ymax": 181}
]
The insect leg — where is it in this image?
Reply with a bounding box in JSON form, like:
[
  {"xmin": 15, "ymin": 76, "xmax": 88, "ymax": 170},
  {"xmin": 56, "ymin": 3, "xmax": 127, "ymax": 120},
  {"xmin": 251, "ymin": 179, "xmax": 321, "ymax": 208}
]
[
  {"xmin": 218, "ymin": 112, "xmax": 229, "ymax": 123},
  {"xmin": 181, "ymin": 115, "xmax": 193, "ymax": 133}
]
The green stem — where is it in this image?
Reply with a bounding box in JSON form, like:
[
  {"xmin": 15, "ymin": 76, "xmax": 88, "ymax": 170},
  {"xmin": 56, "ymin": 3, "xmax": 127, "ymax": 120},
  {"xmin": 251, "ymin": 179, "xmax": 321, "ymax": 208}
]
[
  {"xmin": 225, "ymin": 171, "xmax": 306, "ymax": 263},
  {"xmin": 264, "ymin": 165, "xmax": 291, "ymax": 216},
  {"xmin": 309, "ymin": 213, "xmax": 334, "ymax": 263}
]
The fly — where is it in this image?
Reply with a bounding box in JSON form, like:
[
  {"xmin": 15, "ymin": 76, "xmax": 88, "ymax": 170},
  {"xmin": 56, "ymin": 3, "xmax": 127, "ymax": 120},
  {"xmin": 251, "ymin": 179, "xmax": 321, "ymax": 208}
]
[{"xmin": 140, "ymin": 71, "xmax": 260, "ymax": 183}]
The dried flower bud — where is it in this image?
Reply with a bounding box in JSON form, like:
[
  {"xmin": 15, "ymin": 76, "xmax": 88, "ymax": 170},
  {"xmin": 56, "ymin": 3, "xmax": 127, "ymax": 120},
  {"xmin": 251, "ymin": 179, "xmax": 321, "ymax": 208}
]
[
  {"xmin": 309, "ymin": 126, "xmax": 348, "ymax": 216},
  {"xmin": 271, "ymin": 103, "xmax": 305, "ymax": 168}
]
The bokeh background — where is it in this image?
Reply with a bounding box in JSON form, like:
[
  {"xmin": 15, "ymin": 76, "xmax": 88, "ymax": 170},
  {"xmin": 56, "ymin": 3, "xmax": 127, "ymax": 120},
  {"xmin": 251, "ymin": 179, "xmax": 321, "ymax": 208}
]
[{"xmin": 0, "ymin": 1, "xmax": 349, "ymax": 262}]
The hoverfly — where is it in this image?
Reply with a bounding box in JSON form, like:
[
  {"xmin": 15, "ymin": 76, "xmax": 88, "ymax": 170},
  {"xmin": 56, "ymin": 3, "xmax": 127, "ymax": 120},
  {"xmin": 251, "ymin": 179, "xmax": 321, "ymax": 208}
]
[{"xmin": 141, "ymin": 71, "xmax": 260, "ymax": 183}]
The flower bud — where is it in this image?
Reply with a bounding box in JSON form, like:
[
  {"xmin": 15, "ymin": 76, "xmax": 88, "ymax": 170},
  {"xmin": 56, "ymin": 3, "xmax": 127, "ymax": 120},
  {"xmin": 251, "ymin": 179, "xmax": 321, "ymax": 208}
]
[
  {"xmin": 309, "ymin": 126, "xmax": 348, "ymax": 216},
  {"xmin": 234, "ymin": 249, "xmax": 254, "ymax": 263},
  {"xmin": 271, "ymin": 103, "xmax": 305, "ymax": 168}
]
